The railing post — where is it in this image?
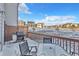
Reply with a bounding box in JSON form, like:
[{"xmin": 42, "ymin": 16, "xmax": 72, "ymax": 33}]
[
  {"xmin": 63, "ymin": 39, "xmax": 64, "ymax": 49},
  {"xmin": 56, "ymin": 38, "xmax": 57, "ymax": 44},
  {"xmin": 60, "ymin": 39, "xmax": 61, "ymax": 46},
  {"xmin": 53, "ymin": 37, "xmax": 55, "ymax": 44},
  {"xmin": 57, "ymin": 38, "xmax": 59, "ymax": 45},
  {"xmin": 52, "ymin": 37, "xmax": 54, "ymax": 44},
  {"xmin": 66, "ymin": 40, "xmax": 67, "ymax": 51},
  {"xmin": 58, "ymin": 38, "xmax": 59, "ymax": 45},
  {"xmin": 69, "ymin": 40, "xmax": 71, "ymax": 54},
  {"xmin": 73, "ymin": 41, "xmax": 75, "ymax": 56},
  {"xmin": 55, "ymin": 38, "xmax": 56, "ymax": 44}
]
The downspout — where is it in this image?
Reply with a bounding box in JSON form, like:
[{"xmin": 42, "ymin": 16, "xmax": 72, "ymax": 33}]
[{"xmin": 17, "ymin": 3, "xmax": 19, "ymax": 32}]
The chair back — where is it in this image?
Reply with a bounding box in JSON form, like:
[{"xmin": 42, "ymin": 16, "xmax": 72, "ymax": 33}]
[{"xmin": 19, "ymin": 40, "xmax": 29, "ymax": 55}]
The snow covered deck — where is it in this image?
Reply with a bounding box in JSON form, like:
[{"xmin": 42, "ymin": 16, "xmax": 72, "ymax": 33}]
[
  {"xmin": 37, "ymin": 43, "xmax": 70, "ymax": 56},
  {"xmin": 0, "ymin": 38, "xmax": 70, "ymax": 56}
]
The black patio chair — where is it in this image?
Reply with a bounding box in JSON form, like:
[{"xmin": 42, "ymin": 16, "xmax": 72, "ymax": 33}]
[{"xmin": 19, "ymin": 40, "xmax": 37, "ymax": 56}]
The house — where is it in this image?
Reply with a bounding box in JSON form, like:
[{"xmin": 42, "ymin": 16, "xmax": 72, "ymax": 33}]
[
  {"xmin": 18, "ymin": 20, "xmax": 28, "ymax": 36},
  {"xmin": 36, "ymin": 23, "xmax": 44, "ymax": 28},
  {"xmin": 27, "ymin": 21, "xmax": 35, "ymax": 28}
]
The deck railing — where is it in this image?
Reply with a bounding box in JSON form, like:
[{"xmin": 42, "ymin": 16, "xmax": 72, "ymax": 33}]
[{"xmin": 27, "ymin": 32, "xmax": 79, "ymax": 56}]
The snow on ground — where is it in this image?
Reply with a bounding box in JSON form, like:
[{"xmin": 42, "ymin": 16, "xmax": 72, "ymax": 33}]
[{"xmin": 0, "ymin": 43, "xmax": 21, "ymax": 56}]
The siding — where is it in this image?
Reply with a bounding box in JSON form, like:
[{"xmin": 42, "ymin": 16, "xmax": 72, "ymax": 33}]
[{"xmin": 4, "ymin": 25, "xmax": 17, "ymax": 41}]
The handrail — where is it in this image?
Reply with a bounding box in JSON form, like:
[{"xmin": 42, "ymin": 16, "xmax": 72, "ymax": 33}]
[{"xmin": 28, "ymin": 32, "xmax": 79, "ymax": 42}]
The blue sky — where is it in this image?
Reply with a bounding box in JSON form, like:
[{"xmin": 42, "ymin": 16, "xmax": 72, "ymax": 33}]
[{"xmin": 18, "ymin": 3, "xmax": 79, "ymax": 25}]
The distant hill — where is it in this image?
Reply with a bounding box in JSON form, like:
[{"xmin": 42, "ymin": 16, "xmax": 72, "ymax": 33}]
[{"xmin": 49, "ymin": 23, "xmax": 79, "ymax": 31}]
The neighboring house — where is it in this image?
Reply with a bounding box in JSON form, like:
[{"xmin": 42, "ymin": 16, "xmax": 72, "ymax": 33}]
[
  {"xmin": 18, "ymin": 20, "xmax": 26, "ymax": 27},
  {"xmin": 18, "ymin": 20, "xmax": 28, "ymax": 36},
  {"xmin": 27, "ymin": 21, "xmax": 35, "ymax": 28},
  {"xmin": 36, "ymin": 23, "xmax": 44, "ymax": 28},
  {"xmin": 27, "ymin": 21, "xmax": 35, "ymax": 31}
]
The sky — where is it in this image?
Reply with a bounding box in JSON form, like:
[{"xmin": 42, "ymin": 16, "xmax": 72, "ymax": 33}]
[{"xmin": 18, "ymin": 3, "xmax": 79, "ymax": 25}]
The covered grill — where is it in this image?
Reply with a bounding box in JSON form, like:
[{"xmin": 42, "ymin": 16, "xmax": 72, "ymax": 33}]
[{"xmin": 16, "ymin": 32, "xmax": 25, "ymax": 41}]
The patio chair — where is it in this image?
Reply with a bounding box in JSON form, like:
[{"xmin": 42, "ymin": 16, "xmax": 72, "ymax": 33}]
[{"xmin": 19, "ymin": 40, "xmax": 37, "ymax": 56}]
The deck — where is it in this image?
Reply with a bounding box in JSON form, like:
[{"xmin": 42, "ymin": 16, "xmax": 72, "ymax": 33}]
[{"xmin": 0, "ymin": 38, "xmax": 70, "ymax": 56}]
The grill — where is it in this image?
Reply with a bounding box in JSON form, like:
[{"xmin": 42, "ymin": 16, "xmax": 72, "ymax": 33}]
[{"xmin": 16, "ymin": 32, "xmax": 25, "ymax": 41}]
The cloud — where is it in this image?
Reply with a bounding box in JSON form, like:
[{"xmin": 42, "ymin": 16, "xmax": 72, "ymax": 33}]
[
  {"xmin": 18, "ymin": 3, "xmax": 32, "ymax": 14},
  {"xmin": 35, "ymin": 16, "xmax": 76, "ymax": 26},
  {"xmin": 18, "ymin": 16, "xmax": 21, "ymax": 20}
]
